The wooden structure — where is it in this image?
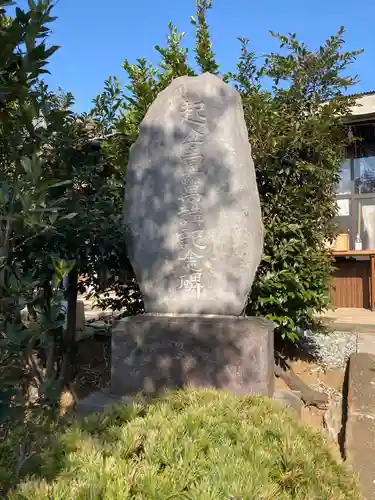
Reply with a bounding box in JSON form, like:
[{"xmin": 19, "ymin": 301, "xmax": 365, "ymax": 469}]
[{"xmin": 331, "ymin": 250, "xmax": 375, "ymax": 310}]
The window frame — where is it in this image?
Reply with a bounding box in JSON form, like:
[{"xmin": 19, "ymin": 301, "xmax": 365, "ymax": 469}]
[{"xmin": 336, "ymin": 122, "xmax": 375, "ymax": 249}]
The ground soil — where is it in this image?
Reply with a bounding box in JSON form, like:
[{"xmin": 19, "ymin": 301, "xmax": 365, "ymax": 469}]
[{"xmin": 59, "ymin": 335, "xmax": 111, "ymax": 415}]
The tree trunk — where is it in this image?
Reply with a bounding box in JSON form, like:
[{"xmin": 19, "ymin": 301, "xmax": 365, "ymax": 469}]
[{"xmin": 60, "ymin": 267, "xmax": 78, "ymax": 385}]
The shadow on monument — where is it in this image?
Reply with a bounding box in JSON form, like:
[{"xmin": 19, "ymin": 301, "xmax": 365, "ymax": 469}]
[
  {"xmin": 74, "ymin": 77, "xmax": 274, "ymax": 416},
  {"xmin": 110, "ymin": 314, "xmax": 274, "ymax": 397},
  {"xmin": 123, "ymin": 78, "xmax": 263, "ymax": 316},
  {"xmin": 76, "ymin": 74, "xmax": 328, "ymax": 415}
]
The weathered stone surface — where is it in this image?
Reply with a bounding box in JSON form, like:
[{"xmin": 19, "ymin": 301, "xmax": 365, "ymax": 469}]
[
  {"xmin": 110, "ymin": 314, "xmax": 274, "ymax": 397},
  {"xmin": 346, "ymin": 353, "xmax": 375, "ymax": 499},
  {"xmin": 124, "ymin": 73, "xmax": 263, "ymax": 315},
  {"xmin": 74, "ymin": 389, "xmax": 133, "ymax": 420},
  {"xmin": 323, "ymin": 391, "xmax": 343, "ymax": 446},
  {"xmin": 347, "ymin": 352, "xmax": 375, "ymax": 415},
  {"xmin": 273, "ymin": 390, "xmax": 303, "ymax": 417}
]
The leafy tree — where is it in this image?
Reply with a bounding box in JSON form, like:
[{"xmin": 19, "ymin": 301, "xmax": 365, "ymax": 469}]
[
  {"xmin": 191, "ymin": 0, "xmax": 219, "ymax": 74},
  {"xmin": 90, "ymin": 76, "xmax": 123, "ymax": 136},
  {"xmin": 0, "ymin": 0, "xmax": 73, "ymax": 417},
  {"xmin": 99, "ymin": 2, "xmax": 362, "ymax": 342},
  {"xmin": 230, "ymin": 31, "xmax": 362, "ymax": 340},
  {"xmin": 1, "ymin": 0, "xmax": 134, "ymax": 417},
  {"xmin": 1, "ymin": 0, "xmax": 362, "ymax": 427}
]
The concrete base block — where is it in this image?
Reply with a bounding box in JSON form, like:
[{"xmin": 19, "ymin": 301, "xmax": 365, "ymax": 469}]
[{"xmin": 110, "ymin": 314, "xmax": 274, "ymax": 398}]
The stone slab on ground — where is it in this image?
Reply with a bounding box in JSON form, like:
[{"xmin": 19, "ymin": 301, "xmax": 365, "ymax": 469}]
[
  {"xmin": 346, "ymin": 352, "xmax": 375, "ymax": 499},
  {"xmin": 111, "ymin": 314, "xmax": 274, "ymax": 398},
  {"xmin": 323, "ymin": 390, "xmax": 343, "ymax": 449},
  {"xmin": 75, "ymin": 324, "xmax": 111, "ymax": 342},
  {"xmin": 74, "ymin": 389, "xmax": 134, "ymax": 420},
  {"xmin": 84, "ymin": 309, "xmax": 115, "ymax": 323},
  {"xmin": 273, "ymin": 390, "xmax": 302, "ymax": 417}
]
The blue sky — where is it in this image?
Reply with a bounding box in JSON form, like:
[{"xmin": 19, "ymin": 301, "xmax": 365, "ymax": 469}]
[{"xmin": 14, "ymin": 0, "xmax": 375, "ymax": 111}]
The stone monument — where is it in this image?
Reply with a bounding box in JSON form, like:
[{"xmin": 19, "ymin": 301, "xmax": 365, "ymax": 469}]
[
  {"xmin": 75, "ymin": 73, "xmax": 274, "ymax": 416},
  {"xmin": 124, "ymin": 73, "xmax": 263, "ymax": 315}
]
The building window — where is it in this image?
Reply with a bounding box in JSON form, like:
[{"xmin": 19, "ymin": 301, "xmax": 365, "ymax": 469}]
[
  {"xmin": 354, "ymin": 157, "xmax": 375, "ymax": 194},
  {"xmin": 359, "ymin": 198, "xmax": 375, "ymax": 249},
  {"xmin": 336, "ymin": 121, "xmax": 375, "ymax": 250},
  {"xmin": 337, "ymin": 159, "xmax": 352, "ymax": 195}
]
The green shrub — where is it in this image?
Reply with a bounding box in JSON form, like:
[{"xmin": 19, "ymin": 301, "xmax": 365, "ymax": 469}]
[
  {"xmin": 91, "ymin": 1, "xmax": 362, "ymax": 341},
  {"xmin": 7, "ymin": 389, "xmax": 362, "ymax": 499}
]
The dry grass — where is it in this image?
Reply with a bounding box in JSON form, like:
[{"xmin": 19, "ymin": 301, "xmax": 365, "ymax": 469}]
[{"xmin": 3, "ymin": 389, "xmax": 363, "ymax": 499}]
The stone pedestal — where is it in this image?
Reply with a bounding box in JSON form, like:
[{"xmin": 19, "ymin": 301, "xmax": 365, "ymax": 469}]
[
  {"xmin": 75, "ymin": 314, "xmax": 274, "ymax": 418},
  {"xmin": 110, "ymin": 314, "xmax": 274, "ymax": 397}
]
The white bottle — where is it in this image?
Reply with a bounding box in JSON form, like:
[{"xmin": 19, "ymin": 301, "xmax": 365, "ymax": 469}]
[{"xmin": 355, "ymin": 233, "xmax": 363, "ymax": 251}]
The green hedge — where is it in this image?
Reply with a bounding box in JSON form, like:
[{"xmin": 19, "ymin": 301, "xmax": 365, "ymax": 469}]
[{"xmin": 7, "ymin": 389, "xmax": 362, "ymax": 499}]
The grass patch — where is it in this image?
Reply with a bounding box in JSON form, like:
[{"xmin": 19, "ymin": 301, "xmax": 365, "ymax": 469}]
[{"xmin": 3, "ymin": 389, "xmax": 362, "ymax": 499}]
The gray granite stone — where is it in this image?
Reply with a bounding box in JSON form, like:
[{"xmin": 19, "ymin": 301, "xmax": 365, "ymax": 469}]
[
  {"xmin": 110, "ymin": 314, "xmax": 274, "ymax": 397},
  {"xmin": 345, "ymin": 353, "xmax": 375, "ymax": 498},
  {"xmin": 323, "ymin": 391, "xmax": 343, "ymax": 446},
  {"xmin": 124, "ymin": 73, "xmax": 263, "ymax": 315},
  {"xmin": 273, "ymin": 390, "xmax": 303, "ymax": 417},
  {"xmin": 74, "ymin": 389, "xmax": 123, "ymax": 419}
]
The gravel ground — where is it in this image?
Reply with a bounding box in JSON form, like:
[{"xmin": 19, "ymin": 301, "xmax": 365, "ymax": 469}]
[{"xmin": 299, "ymin": 330, "xmax": 358, "ymax": 369}]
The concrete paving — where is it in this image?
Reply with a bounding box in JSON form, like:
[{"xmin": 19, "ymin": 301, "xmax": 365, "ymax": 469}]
[
  {"xmin": 322, "ymin": 308, "xmax": 375, "ymax": 325},
  {"xmin": 321, "ymin": 308, "xmax": 375, "ymax": 333},
  {"xmin": 357, "ymin": 333, "xmax": 375, "ymax": 355},
  {"xmin": 319, "ymin": 308, "xmax": 375, "ymax": 357}
]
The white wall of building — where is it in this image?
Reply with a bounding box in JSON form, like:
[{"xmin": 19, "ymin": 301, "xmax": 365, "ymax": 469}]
[{"xmin": 349, "ymin": 93, "xmax": 375, "ymax": 120}]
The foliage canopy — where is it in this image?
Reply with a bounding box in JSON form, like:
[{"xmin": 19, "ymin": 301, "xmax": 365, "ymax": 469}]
[
  {"xmin": 94, "ymin": 0, "xmax": 362, "ymax": 340},
  {"xmin": 0, "ymin": 0, "xmax": 365, "ymax": 494},
  {"xmin": 0, "ymin": 1, "xmax": 364, "ymax": 411}
]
